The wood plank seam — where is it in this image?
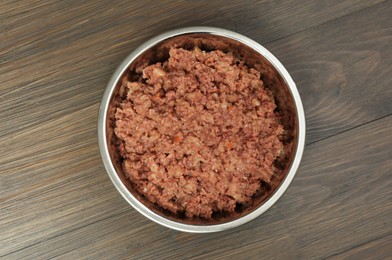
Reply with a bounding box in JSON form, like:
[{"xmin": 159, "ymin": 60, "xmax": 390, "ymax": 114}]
[
  {"xmin": 259, "ymin": 0, "xmax": 388, "ymax": 46},
  {"xmin": 3, "ymin": 114, "xmax": 390, "ymax": 258},
  {"xmin": 305, "ymin": 113, "xmax": 392, "ymax": 147},
  {"xmin": 0, "ymin": 208, "xmax": 131, "ymax": 258},
  {"xmin": 322, "ymin": 232, "xmax": 392, "ymax": 259}
]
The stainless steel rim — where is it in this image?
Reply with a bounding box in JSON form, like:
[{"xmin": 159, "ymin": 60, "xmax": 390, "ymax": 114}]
[{"xmin": 98, "ymin": 26, "xmax": 306, "ymax": 233}]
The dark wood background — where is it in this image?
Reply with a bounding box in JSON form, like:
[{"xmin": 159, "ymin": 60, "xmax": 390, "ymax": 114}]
[{"xmin": 1, "ymin": 0, "xmax": 391, "ymax": 259}]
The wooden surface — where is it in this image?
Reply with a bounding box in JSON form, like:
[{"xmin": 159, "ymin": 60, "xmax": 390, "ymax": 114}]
[{"xmin": 1, "ymin": 0, "xmax": 391, "ymax": 259}]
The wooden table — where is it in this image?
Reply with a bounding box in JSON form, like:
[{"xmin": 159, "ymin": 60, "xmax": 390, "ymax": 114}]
[{"xmin": 1, "ymin": 1, "xmax": 391, "ymax": 259}]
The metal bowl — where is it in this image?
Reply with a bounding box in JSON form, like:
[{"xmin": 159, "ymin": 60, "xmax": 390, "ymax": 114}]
[{"xmin": 98, "ymin": 27, "xmax": 305, "ymax": 233}]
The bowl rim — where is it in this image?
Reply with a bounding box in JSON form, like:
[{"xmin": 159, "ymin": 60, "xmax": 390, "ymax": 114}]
[{"xmin": 98, "ymin": 26, "xmax": 306, "ymax": 233}]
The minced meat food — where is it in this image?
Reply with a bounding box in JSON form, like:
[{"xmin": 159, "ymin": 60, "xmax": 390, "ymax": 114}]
[{"xmin": 114, "ymin": 47, "xmax": 284, "ymax": 219}]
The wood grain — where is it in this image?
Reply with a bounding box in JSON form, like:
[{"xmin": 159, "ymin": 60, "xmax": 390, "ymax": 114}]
[
  {"xmin": 1, "ymin": 0, "xmax": 392, "ymax": 259},
  {"xmin": 263, "ymin": 2, "xmax": 392, "ymax": 144},
  {"xmin": 328, "ymin": 234, "xmax": 392, "ymax": 260}
]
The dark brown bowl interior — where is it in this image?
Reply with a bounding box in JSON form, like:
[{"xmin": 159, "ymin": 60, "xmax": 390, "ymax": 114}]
[{"xmin": 105, "ymin": 33, "xmax": 298, "ymax": 225}]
